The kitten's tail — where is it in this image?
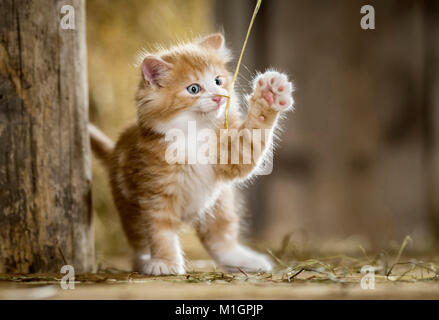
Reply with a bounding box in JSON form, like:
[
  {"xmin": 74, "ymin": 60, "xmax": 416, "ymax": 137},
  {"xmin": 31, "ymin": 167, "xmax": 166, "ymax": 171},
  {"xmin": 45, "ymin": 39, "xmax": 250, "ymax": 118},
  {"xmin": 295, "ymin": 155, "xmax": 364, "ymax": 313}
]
[{"xmin": 88, "ymin": 123, "xmax": 114, "ymax": 167}]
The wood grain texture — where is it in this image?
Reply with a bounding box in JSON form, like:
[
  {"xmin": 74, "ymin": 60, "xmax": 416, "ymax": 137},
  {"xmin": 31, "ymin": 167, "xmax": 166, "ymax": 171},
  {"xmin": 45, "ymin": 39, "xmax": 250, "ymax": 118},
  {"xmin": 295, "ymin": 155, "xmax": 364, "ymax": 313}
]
[{"xmin": 0, "ymin": 0, "xmax": 93, "ymax": 273}]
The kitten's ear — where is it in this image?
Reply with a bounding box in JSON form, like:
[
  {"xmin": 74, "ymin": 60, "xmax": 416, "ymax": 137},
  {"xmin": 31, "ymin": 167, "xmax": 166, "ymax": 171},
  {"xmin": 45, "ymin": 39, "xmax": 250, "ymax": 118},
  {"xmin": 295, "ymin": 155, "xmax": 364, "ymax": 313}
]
[
  {"xmin": 199, "ymin": 33, "xmax": 225, "ymax": 51},
  {"xmin": 142, "ymin": 56, "xmax": 172, "ymax": 88},
  {"xmin": 198, "ymin": 33, "xmax": 231, "ymax": 62}
]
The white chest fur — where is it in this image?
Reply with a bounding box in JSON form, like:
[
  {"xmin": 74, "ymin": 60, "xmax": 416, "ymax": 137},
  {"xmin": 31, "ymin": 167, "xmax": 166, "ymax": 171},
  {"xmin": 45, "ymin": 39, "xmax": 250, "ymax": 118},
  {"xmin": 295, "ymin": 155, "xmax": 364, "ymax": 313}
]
[
  {"xmin": 178, "ymin": 163, "xmax": 222, "ymax": 220},
  {"xmin": 157, "ymin": 110, "xmax": 227, "ymax": 220}
]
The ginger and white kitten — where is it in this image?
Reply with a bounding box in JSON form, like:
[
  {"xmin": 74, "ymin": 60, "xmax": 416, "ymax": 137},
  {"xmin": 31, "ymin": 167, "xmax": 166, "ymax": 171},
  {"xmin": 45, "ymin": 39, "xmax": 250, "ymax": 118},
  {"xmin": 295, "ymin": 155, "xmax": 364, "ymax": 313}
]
[{"xmin": 89, "ymin": 33, "xmax": 294, "ymax": 275}]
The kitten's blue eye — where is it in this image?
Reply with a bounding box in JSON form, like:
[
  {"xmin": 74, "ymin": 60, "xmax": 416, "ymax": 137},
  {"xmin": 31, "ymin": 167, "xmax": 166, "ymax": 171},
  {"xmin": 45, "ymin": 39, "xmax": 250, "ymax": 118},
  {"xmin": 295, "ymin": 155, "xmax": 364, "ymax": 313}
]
[
  {"xmin": 187, "ymin": 84, "xmax": 201, "ymax": 94},
  {"xmin": 215, "ymin": 77, "xmax": 223, "ymax": 86}
]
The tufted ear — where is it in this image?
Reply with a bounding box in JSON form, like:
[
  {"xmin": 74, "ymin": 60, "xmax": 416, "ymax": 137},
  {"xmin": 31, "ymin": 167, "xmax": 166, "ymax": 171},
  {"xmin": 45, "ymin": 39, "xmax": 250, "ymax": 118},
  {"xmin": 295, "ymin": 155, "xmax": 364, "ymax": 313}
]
[
  {"xmin": 141, "ymin": 56, "xmax": 172, "ymax": 88},
  {"xmin": 198, "ymin": 33, "xmax": 231, "ymax": 62},
  {"xmin": 199, "ymin": 33, "xmax": 225, "ymax": 51}
]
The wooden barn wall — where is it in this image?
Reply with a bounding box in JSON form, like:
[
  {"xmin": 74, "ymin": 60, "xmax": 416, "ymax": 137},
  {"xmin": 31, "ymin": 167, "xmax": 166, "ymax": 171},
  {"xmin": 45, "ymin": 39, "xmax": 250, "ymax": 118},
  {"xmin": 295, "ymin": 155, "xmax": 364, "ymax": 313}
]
[{"xmin": 213, "ymin": 0, "xmax": 438, "ymax": 249}]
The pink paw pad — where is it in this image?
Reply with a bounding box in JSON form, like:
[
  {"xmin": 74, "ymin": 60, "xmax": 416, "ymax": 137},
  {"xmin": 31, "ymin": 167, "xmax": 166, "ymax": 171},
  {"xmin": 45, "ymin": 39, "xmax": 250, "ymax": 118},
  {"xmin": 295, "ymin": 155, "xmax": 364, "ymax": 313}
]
[
  {"xmin": 262, "ymin": 90, "xmax": 275, "ymax": 106},
  {"xmin": 254, "ymin": 71, "xmax": 293, "ymax": 112}
]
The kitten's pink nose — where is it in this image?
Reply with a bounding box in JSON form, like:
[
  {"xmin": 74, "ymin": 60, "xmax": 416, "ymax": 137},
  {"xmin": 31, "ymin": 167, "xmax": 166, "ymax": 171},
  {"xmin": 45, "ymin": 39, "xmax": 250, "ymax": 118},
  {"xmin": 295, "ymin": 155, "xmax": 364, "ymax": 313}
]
[{"xmin": 212, "ymin": 96, "xmax": 222, "ymax": 104}]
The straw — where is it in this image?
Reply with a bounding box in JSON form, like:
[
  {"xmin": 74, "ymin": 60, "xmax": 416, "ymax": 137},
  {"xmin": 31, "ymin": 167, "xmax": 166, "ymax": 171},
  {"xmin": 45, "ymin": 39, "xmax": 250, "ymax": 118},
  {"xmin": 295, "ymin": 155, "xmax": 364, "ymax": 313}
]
[{"xmin": 224, "ymin": 0, "xmax": 262, "ymax": 129}]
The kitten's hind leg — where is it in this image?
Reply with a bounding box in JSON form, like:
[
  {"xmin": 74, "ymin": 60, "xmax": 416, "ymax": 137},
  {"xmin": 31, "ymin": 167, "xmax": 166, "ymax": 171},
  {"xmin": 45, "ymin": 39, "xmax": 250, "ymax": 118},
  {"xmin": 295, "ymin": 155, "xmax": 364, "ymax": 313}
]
[
  {"xmin": 195, "ymin": 188, "xmax": 272, "ymax": 273},
  {"xmin": 132, "ymin": 250, "xmax": 151, "ymax": 271}
]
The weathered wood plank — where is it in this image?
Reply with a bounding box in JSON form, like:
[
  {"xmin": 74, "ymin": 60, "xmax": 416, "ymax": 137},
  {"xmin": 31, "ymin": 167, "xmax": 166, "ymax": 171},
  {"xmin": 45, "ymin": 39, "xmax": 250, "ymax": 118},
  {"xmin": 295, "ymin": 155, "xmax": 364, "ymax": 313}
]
[{"xmin": 0, "ymin": 0, "xmax": 93, "ymax": 273}]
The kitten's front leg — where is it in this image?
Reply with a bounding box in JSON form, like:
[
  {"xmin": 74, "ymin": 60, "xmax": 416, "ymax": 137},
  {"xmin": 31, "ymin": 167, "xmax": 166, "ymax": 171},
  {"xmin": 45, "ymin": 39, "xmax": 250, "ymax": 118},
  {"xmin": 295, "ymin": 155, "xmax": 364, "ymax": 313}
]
[
  {"xmin": 216, "ymin": 70, "xmax": 294, "ymax": 179},
  {"xmin": 133, "ymin": 213, "xmax": 185, "ymax": 276}
]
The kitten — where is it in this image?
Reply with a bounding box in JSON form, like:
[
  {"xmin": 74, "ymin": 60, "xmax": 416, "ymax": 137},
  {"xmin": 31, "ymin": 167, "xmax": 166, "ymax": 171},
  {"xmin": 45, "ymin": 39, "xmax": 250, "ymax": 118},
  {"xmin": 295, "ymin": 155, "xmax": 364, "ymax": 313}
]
[{"xmin": 89, "ymin": 33, "xmax": 294, "ymax": 275}]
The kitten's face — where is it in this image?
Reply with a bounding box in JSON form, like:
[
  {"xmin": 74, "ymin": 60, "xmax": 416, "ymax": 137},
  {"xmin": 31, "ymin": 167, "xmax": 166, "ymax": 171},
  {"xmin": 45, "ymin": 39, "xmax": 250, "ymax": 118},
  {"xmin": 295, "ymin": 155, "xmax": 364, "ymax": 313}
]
[
  {"xmin": 173, "ymin": 65, "xmax": 229, "ymax": 116},
  {"xmin": 137, "ymin": 34, "xmax": 233, "ymax": 132}
]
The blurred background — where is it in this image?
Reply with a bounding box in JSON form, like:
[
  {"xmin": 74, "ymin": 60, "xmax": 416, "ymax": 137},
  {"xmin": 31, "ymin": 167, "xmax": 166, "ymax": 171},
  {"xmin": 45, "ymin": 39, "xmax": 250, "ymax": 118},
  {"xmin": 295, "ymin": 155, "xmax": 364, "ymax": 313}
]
[{"xmin": 87, "ymin": 0, "xmax": 439, "ymax": 267}]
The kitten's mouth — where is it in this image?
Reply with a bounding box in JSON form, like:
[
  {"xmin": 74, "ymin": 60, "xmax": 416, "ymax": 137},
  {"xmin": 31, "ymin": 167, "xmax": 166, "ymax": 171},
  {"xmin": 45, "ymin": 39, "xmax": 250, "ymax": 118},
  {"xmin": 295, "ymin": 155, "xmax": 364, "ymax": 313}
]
[
  {"xmin": 201, "ymin": 102, "xmax": 224, "ymax": 114},
  {"xmin": 211, "ymin": 103, "xmax": 225, "ymax": 113}
]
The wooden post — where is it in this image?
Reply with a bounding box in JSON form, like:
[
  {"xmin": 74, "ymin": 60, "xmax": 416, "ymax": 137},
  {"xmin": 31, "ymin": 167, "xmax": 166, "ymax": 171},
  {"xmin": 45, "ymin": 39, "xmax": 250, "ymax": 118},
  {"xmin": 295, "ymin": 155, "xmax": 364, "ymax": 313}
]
[{"xmin": 0, "ymin": 0, "xmax": 93, "ymax": 273}]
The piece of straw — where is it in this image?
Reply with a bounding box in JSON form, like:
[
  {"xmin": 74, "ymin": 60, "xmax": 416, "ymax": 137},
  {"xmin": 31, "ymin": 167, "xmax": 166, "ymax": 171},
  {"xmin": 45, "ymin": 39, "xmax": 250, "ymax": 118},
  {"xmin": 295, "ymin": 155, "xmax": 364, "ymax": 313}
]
[{"xmin": 224, "ymin": 0, "xmax": 262, "ymax": 129}]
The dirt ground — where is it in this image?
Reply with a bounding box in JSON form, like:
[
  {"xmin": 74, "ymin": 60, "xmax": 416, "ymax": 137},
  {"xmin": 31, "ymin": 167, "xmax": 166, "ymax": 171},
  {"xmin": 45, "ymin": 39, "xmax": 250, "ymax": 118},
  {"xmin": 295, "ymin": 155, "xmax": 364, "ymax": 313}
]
[
  {"xmin": 1, "ymin": 258, "xmax": 438, "ymax": 299},
  {"xmin": 1, "ymin": 267, "xmax": 438, "ymax": 300},
  {"xmin": 1, "ymin": 234, "xmax": 438, "ymax": 300}
]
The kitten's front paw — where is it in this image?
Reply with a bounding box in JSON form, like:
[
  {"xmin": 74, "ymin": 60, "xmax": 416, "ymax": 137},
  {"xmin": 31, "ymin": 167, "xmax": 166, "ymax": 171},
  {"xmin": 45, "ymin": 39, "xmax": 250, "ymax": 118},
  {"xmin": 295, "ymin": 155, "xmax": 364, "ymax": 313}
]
[
  {"xmin": 138, "ymin": 259, "xmax": 185, "ymax": 276},
  {"xmin": 253, "ymin": 71, "xmax": 294, "ymax": 112},
  {"xmin": 217, "ymin": 245, "xmax": 273, "ymax": 273}
]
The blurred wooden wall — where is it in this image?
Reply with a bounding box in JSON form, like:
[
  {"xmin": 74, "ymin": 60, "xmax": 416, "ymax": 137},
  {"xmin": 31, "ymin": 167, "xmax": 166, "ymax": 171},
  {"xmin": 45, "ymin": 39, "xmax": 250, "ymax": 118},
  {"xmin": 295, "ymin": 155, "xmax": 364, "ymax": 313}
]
[
  {"xmin": 424, "ymin": 0, "xmax": 439, "ymax": 245},
  {"xmin": 213, "ymin": 0, "xmax": 439, "ymax": 250}
]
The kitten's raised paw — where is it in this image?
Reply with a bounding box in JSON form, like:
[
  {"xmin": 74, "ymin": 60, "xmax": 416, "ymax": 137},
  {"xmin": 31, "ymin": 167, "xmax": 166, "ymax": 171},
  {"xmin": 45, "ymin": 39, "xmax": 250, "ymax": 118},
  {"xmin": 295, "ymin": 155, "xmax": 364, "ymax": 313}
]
[
  {"xmin": 138, "ymin": 259, "xmax": 185, "ymax": 276},
  {"xmin": 217, "ymin": 245, "xmax": 273, "ymax": 273},
  {"xmin": 253, "ymin": 71, "xmax": 294, "ymax": 112}
]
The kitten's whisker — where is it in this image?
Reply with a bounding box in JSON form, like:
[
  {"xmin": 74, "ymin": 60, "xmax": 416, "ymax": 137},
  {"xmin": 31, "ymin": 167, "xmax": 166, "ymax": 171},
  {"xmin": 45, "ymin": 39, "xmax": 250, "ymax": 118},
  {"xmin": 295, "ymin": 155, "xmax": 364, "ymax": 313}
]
[
  {"xmin": 238, "ymin": 70, "xmax": 252, "ymax": 82},
  {"xmin": 242, "ymin": 64, "xmax": 257, "ymax": 80},
  {"xmin": 197, "ymin": 95, "xmax": 230, "ymax": 102},
  {"xmin": 200, "ymin": 94, "xmax": 231, "ymax": 100}
]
